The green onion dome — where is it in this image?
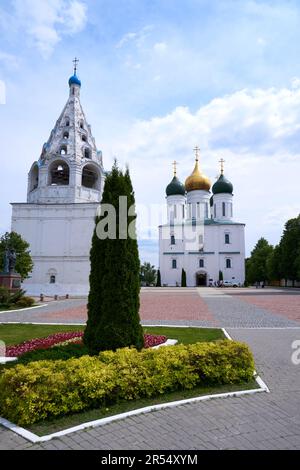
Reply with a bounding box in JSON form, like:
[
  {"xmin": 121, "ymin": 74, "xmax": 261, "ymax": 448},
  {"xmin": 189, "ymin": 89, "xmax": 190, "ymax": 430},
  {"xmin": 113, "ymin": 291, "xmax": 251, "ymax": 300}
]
[
  {"xmin": 212, "ymin": 174, "xmax": 233, "ymax": 195},
  {"xmin": 166, "ymin": 176, "xmax": 186, "ymax": 197}
]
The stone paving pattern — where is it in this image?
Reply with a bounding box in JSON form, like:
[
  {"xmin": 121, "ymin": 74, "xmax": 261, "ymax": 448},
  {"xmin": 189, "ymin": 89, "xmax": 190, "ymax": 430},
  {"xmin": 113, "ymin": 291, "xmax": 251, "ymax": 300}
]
[{"xmin": 0, "ymin": 287, "xmax": 300, "ymax": 450}]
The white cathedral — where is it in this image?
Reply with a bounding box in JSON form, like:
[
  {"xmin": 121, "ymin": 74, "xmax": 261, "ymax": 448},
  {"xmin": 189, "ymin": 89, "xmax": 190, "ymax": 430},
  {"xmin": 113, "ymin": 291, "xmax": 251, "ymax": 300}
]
[
  {"xmin": 159, "ymin": 150, "xmax": 246, "ymax": 287},
  {"xmin": 11, "ymin": 65, "xmax": 105, "ymax": 296}
]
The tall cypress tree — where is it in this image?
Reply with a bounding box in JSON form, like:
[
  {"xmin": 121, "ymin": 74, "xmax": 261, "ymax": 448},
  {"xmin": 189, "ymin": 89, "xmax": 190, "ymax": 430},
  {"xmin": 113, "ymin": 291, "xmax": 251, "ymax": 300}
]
[
  {"xmin": 156, "ymin": 269, "xmax": 161, "ymax": 287},
  {"xmin": 181, "ymin": 268, "xmax": 187, "ymax": 287},
  {"xmin": 84, "ymin": 162, "xmax": 144, "ymax": 354}
]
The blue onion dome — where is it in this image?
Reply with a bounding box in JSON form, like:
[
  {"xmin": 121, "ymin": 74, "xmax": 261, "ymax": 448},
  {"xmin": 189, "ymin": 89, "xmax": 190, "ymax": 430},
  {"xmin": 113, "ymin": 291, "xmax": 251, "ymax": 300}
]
[
  {"xmin": 166, "ymin": 176, "xmax": 186, "ymax": 197},
  {"xmin": 69, "ymin": 73, "xmax": 81, "ymax": 87},
  {"xmin": 212, "ymin": 173, "xmax": 233, "ymax": 195}
]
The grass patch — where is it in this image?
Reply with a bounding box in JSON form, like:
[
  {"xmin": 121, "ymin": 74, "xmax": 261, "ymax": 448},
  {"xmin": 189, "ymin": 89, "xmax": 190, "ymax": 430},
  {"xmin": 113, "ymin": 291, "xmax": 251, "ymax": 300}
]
[
  {"xmin": 0, "ymin": 324, "xmax": 224, "ymax": 347},
  {"xmin": 28, "ymin": 379, "xmax": 258, "ymax": 437}
]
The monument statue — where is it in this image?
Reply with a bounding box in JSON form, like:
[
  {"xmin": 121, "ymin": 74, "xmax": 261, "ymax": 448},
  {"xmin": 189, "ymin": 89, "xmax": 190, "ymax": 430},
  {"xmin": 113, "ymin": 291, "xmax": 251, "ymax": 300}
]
[{"xmin": 3, "ymin": 248, "xmax": 17, "ymax": 274}]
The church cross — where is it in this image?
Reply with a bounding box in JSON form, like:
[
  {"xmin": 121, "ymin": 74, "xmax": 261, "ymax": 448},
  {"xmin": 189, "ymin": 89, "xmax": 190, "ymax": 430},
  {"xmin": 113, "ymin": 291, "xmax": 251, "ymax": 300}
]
[
  {"xmin": 219, "ymin": 158, "xmax": 225, "ymax": 175},
  {"xmin": 172, "ymin": 160, "xmax": 178, "ymax": 176},
  {"xmin": 73, "ymin": 57, "xmax": 79, "ymax": 75},
  {"xmin": 193, "ymin": 146, "xmax": 200, "ymax": 162}
]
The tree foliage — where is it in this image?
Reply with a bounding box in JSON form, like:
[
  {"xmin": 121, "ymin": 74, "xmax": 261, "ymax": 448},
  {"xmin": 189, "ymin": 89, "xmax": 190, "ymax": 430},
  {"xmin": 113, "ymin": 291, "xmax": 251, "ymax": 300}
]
[
  {"xmin": 246, "ymin": 237, "xmax": 274, "ymax": 284},
  {"xmin": 156, "ymin": 269, "xmax": 161, "ymax": 287},
  {"xmin": 0, "ymin": 232, "xmax": 33, "ymax": 280},
  {"xmin": 181, "ymin": 268, "xmax": 187, "ymax": 287},
  {"xmin": 279, "ymin": 215, "xmax": 300, "ymax": 283},
  {"xmin": 140, "ymin": 262, "xmax": 156, "ymax": 286},
  {"xmin": 84, "ymin": 162, "xmax": 144, "ymax": 354}
]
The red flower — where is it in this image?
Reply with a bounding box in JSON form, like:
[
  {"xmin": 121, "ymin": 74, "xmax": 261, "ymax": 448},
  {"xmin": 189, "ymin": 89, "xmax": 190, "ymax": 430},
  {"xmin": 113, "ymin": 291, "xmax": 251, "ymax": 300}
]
[{"xmin": 6, "ymin": 332, "xmax": 168, "ymax": 357}]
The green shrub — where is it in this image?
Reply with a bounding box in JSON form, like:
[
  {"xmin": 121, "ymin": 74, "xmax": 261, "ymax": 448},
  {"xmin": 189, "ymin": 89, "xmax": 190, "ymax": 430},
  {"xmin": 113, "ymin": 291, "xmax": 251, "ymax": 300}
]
[
  {"xmin": 0, "ymin": 340, "xmax": 255, "ymax": 426},
  {"xmin": 0, "ymin": 287, "xmax": 26, "ymax": 308},
  {"xmin": 16, "ymin": 343, "xmax": 89, "ymax": 365},
  {"xmin": 15, "ymin": 296, "xmax": 35, "ymax": 308}
]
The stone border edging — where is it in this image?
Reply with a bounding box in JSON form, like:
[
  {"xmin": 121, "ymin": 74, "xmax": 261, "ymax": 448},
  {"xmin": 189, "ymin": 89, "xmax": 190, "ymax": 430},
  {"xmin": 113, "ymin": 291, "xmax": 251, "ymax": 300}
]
[
  {"xmin": 0, "ymin": 328, "xmax": 269, "ymax": 443},
  {"xmin": 0, "ymin": 304, "xmax": 47, "ymax": 314}
]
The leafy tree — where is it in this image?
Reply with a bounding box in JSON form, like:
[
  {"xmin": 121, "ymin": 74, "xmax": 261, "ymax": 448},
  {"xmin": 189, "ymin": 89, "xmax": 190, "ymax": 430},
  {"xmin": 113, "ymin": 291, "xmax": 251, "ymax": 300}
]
[
  {"xmin": 156, "ymin": 269, "xmax": 161, "ymax": 287},
  {"xmin": 246, "ymin": 237, "xmax": 273, "ymax": 284},
  {"xmin": 140, "ymin": 262, "xmax": 156, "ymax": 286},
  {"xmin": 84, "ymin": 162, "xmax": 144, "ymax": 354},
  {"xmin": 0, "ymin": 232, "xmax": 33, "ymax": 280},
  {"xmin": 267, "ymin": 245, "xmax": 283, "ymax": 281},
  {"xmin": 279, "ymin": 215, "xmax": 300, "ymax": 285},
  {"xmin": 181, "ymin": 268, "xmax": 187, "ymax": 287}
]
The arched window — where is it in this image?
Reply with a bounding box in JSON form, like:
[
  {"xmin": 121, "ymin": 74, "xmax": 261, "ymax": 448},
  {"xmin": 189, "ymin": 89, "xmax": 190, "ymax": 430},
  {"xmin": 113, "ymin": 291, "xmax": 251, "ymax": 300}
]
[
  {"xmin": 171, "ymin": 235, "xmax": 175, "ymax": 245},
  {"xmin": 82, "ymin": 135, "xmax": 87, "ymax": 142},
  {"xmin": 82, "ymin": 164, "xmax": 99, "ymax": 190},
  {"xmin": 222, "ymin": 202, "xmax": 226, "ymax": 217},
  {"xmin": 63, "ymin": 132, "xmax": 69, "ymax": 139},
  {"xmin": 65, "ymin": 119, "xmax": 70, "ymax": 127},
  {"xmin": 172, "ymin": 259, "xmax": 177, "ymax": 269},
  {"xmin": 225, "ymin": 233, "xmax": 230, "ymax": 244},
  {"xmin": 50, "ymin": 275, "xmax": 56, "ymax": 284},
  {"xmin": 60, "ymin": 145, "xmax": 67, "ymax": 156},
  {"xmin": 84, "ymin": 148, "xmax": 91, "ymax": 159},
  {"xmin": 80, "ymin": 121, "xmax": 84, "ymax": 129},
  {"xmin": 29, "ymin": 164, "xmax": 39, "ymax": 192},
  {"xmin": 49, "ymin": 160, "xmax": 70, "ymax": 186},
  {"xmin": 199, "ymin": 259, "xmax": 204, "ymax": 268},
  {"xmin": 226, "ymin": 258, "xmax": 232, "ymax": 269}
]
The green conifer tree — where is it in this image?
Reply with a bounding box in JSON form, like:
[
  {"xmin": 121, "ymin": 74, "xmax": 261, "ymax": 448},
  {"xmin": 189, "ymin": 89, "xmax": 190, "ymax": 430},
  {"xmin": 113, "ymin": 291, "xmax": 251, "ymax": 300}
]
[
  {"xmin": 84, "ymin": 162, "xmax": 144, "ymax": 354},
  {"xmin": 181, "ymin": 268, "xmax": 187, "ymax": 287},
  {"xmin": 156, "ymin": 269, "xmax": 161, "ymax": 287}
]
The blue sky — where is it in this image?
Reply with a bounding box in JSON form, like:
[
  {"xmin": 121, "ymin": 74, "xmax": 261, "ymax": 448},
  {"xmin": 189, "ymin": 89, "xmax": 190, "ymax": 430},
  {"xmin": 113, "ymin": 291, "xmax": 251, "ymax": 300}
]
[{"xmin": 1, "ymin": 0, "xmax": 300, "ymax": 266}]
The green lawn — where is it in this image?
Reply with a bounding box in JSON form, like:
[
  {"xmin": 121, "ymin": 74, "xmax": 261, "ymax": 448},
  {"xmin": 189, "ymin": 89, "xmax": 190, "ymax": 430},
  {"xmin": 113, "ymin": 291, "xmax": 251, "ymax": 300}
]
[{"xmin": 0, "ymin": 324, "xmax": 224, "ymax": 347}]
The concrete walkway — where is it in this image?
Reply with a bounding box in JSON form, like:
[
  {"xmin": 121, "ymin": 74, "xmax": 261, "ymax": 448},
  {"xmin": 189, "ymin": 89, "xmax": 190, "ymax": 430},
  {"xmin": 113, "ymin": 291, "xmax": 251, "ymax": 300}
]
[{"xmin": 1, "ymin": 288, "xmax": 300, "ymax": 450}]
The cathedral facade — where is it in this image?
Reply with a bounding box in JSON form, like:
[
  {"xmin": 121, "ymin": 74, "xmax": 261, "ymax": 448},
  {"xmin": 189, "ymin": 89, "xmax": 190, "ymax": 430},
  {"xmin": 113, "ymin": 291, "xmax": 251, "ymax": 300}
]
[
  {"xmin": 11, "ymin": 67, "xmax": 105, "ymax": 296},
  {"xmin": 159, "ymin": 149, "xmax": 245, "ymax": 287}
]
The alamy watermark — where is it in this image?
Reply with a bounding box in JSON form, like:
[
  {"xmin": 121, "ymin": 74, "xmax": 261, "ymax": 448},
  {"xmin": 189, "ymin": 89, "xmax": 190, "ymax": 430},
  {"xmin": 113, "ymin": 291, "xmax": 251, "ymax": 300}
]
[
  {"xmin": 0, "ymin": 80, "xmax": 6, "ymax": 105},
  {"xmin": 95, "ymin": 196, "xmax": 205, "ymax": 247},
  {"xmin": 291, "ymin": 340, "xmax": 300, "ymax": 365}
]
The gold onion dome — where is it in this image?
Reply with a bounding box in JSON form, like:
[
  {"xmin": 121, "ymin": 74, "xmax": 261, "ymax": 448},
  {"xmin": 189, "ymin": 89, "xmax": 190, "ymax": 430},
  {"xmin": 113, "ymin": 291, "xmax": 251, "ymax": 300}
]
[{"xmin": 185, "ymin": 147, "xmax": 211, "ymax": 192}]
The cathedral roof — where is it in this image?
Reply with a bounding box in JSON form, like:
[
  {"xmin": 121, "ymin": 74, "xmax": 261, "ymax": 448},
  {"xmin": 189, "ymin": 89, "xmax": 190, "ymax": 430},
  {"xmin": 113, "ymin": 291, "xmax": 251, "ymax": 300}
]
[
  {"xmin": 212, "ymin": 173, "xmax": 233, "ymax": 195},
  {"xmin": 185, "ymin": 148, "xmax": 211, "ymax": 192},
  {"xmin": 69, "ymin": 73, "xmax": 81, "ymax": 87},
  {"xmin": 166, "ymin": 175, "xmax": 185, "ymax": 197}
]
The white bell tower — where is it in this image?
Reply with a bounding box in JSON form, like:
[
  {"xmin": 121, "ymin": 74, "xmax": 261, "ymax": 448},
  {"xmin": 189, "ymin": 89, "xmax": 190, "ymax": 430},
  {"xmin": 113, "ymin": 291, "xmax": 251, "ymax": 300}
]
[{"xmin": 11, "ymin": 60, "xmax": 105, "ymax": 296}]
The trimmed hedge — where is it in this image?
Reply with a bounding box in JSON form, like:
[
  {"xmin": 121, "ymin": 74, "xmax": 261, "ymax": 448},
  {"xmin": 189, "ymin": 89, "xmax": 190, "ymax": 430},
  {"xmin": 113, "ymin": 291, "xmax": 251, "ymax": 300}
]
[{"xmin": 0, "ymin": 340, "xmax": 255, "ymax": 426}]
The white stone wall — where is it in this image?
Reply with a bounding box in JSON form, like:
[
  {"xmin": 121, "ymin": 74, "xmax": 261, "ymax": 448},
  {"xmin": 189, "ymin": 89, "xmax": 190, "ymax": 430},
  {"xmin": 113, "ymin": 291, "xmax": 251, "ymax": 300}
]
[
  {"xmin": 159, "ymin": 222, "xmax": 245, "ymax": 287},
  {"xmin": 11, "ymin": 203, "xmax": 99, "ymax": 296}
]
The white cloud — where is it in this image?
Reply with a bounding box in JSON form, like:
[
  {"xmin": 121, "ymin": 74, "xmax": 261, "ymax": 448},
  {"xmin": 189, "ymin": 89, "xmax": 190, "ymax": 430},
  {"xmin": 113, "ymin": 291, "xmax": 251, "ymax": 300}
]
[
  {"xmin": 12, "ymin": 0, "xmax": 87, "ymax": 57},
  {"xmin": 153, "ymin": 42, "xmax": 167, "ymax": 53},
  {"xmin": 109, "ymin": 84, "xmax": 300, "ymax": 257},
  {"xmin": 116, "ymin": 25, "xmax": 154, "ymax": 49},
  {"xmin": 0, "ymin": 51, "xmax": 19, "ymax": 69}
]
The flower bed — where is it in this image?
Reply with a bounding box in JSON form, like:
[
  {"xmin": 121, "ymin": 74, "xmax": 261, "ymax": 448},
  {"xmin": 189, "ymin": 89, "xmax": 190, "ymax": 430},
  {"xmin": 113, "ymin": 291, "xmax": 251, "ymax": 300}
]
[{"xmin": 6, "ymin": 332, "xmax": 167, "ymax": 357}]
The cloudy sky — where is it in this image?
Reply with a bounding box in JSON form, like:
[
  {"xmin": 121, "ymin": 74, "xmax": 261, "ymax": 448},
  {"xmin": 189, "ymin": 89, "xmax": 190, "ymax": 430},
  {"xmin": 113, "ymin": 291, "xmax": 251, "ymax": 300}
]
[{"xmin": 0, "ymin": 0, "xmax": 300, "ymax": 266}]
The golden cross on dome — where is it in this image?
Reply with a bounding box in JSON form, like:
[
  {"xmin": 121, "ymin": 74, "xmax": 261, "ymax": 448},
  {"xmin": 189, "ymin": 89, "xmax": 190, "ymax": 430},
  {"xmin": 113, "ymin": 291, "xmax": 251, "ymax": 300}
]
[
  {"xmin": 193, "ymin": 146, "xmax": 200, "ymax": 162},
  {"xmin": 219, "ymin": 158, "xmax": 225, "ymax": 175},
  {"xmin": 73, "ymin": 57, "xmax": 79, "ymax": 75},
  {"xmin": 172, "ymin": 160, "xmax": 177, "ymax": 176}
]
